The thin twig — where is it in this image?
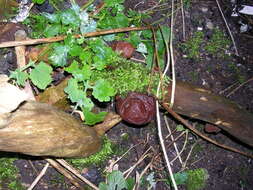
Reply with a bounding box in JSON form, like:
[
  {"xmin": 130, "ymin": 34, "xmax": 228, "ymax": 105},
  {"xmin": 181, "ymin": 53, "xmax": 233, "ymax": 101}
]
[
  {"xmin": 164, "ymin": 116, "xmax": 183, "ymax": 164},
  {"xmin": 56, "ymin": 159, "xmax": 99, "ymax": 190},
  {"xmin": 170, "ymin": 130, "xmax": 189, "ymax": 164},
  {"xmin": 226, "ymin": 76, "xmax": 253, "ymax": 97},
  {"xmin": 27, "ymin": 163, "xmax": 49, "ymax": 190},
  {"xmin": 45, "ymin": 159, "xmax": 83, "ymax": 189},
  {"xmin": 215, "ymin": 0, "xmax": 239, "ymax": 56},
  {"xmin": 135, "ymin": 158, "xmax": 154, "ymax": 190},
  {"xmin": 154, "ymin": 2, "xmax": 178, "ymax": 189},
  {"xmin": 219, "ymin": 81, "xmax": 239, "ymax": 95},
  {"xmin": 162, "ymin": 103, "xmax": 253, "ymax": 159},
  {"xmin": 123, "ymin": 147, "xmax": 152, "ymax": 178},
  {"xmin": 169, "ymin": 0, "xmax": 176, "ymax": 108},
  {"xmin": 182, "ymin": 140, "xmax": 200, "ymax": 169},
  {"xmin": 180, "ymin": 0, "xmax": 186, "ymax": 40},
  {"xmin": 0, "ymin": 26, "xmax": 150, "ymax": 48}
]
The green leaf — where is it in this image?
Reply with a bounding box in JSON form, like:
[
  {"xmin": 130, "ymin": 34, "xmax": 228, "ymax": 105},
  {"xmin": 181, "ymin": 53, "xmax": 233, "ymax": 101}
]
[
  {"xmin": 126, "ymin": 178, "xmax": 135, "ymax": 190},
  {"xmin": 42, "ymin": 12, "xmax": 60, "ymax": 23},
  {"xmin": 136, "ymin": 42, "xmax": 147, "ymax": 54},
  {"xmin": 141, "ymin": 30, "xmax": 152, "ymax": 39},
  {"xmin": 29, "ymin": 62, "xmax": 52, "ymax": 90},
  {"xmin": 104, "ymin": 0, "xmax": 124, "ymax": 7},
  {"xmin": 79, "ymin": 51, "xmax": 92, "ymax": 63},
  {"xmin": 176, "ymin": 124, "xmax": 185, "ymax": 132},
  {"xmin": 9, "ymin": 69, "xmax": 29, "ymax": 87},
  {"xmin": 107, "ymin": 171, "xmax": 127, "ymax": 190},
  {"xmin": 49, "ymin": 44, "xmax": 69, "ymax": 67},
  {"xmin": 32, "ymin": 0, "xmax": 45, "ymax": 4},
  {"xmin": 92, "ymin": 79, "xmax": 115, "ymax": 102},
  {"xmin": 65, "ymin": 60, "xmax": 91, "ymax": 81},
  {"xmin": 115, "ymin": 13, "xmax": 129, "ymax": 28},
  {"xmin": 80, "ymin": 19, "xmax": 97, "ymax": 34},
  {"xmin": 98, "ymin": 182, "xmax": 108, "ymax": 190},
  {"xmin": 64, "ymin": 78, "xmax": 94, "ymax": 110},
  {"xmin": 174, "ymin": 172, "xmax": 188, "ymax": 185},
  {"xmin": 44, "ymin": 24, "xmax": 61, "ymax": 37},
  {"xmin": 69, "ymin": 45, "xmax": 83, "ymax": 57},
  {"xmin": 160, "ymin": 26, "xmax": 171, "ymax": 43},
  {"xmin": 93, "ymin": 56, "xmax": 107, "ymax": 70},
  {"xmin": 60, "ymin": 9, "xmax": 79, "ymax": 25},
  {"xmin": 83, "ymin": 109, "xmax": 107, "ymax": 125},
  {"xmin": 64, "ymin": 78, "xmax": 84, "ymax": 103}
]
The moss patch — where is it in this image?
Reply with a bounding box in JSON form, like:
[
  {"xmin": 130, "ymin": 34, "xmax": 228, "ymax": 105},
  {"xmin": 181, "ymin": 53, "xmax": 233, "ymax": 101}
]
[
  {"xmin": 68, "ymin": 137, "xmax": 114, "ymax": 169},
  {"xmin": 0, "ymin": 154, "xmax": 24, "ymax": 190}
]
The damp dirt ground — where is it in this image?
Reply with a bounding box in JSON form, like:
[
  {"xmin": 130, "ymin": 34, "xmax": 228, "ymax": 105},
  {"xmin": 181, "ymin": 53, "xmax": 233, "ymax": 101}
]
[{"xmin": 0, "ymin": 0, "xmax": 253, "ymax": 189}]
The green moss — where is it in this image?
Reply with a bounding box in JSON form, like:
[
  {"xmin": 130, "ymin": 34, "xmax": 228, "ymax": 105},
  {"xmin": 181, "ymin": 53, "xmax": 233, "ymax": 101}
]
[
  {"xmin": 205, "ymin": 28, "xmax": 231, "ymax": 58},
  {"xmin": 91, "ymin": 59, "xmax": 164, "ymax": 97},
  {"xmin": 0, "ymin": 154, "xmax": 24, "ymax": 190},
  {"xmin": 168, "ymin": 168, "xmax": 208, "ymax": 190},
  {"xmin": 181, "ymin": 31, "xmax": 204, "ymax": 59},
  {"xmin": 186, "ymin": 168, "xmax": 209, "ymax": 190},
  {"xmin": 69, "ymin": 137, "xmax": 114, "ymax": 169}
]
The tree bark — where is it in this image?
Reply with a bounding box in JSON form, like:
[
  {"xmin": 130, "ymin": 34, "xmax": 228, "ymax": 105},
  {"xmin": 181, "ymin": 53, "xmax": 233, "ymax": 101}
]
[{"xmin": 164, "ymin": 81, "xmax": 253, "ymax": 147}]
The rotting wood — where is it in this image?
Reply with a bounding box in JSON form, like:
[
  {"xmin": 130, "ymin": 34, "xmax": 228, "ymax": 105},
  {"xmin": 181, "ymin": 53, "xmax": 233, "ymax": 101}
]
[
  {"xmin": 0, "ymin": 101, "xmax": 121, "ymax": 157},
  {"xmin": 164, "ymin": 80, "xmax": 253, "ymax": 147}
]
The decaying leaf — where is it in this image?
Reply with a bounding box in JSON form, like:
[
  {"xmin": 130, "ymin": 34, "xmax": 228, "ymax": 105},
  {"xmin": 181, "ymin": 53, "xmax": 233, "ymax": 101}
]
[{"xmin": 0, "ymin": 75, "xmax": 29, "ymax": 114}]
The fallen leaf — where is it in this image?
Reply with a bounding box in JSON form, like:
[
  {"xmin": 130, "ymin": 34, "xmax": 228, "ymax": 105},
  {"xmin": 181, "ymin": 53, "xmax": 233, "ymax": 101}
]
[{"xmin": 0, "ymin": 75, "xmax": 30, "ymax": 114}]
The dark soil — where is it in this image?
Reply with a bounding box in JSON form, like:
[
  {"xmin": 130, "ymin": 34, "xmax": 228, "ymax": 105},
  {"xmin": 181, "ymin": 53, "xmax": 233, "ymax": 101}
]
[{"xmin": 0, "ymin": 0, "xmax": 253, "ymax": 190}]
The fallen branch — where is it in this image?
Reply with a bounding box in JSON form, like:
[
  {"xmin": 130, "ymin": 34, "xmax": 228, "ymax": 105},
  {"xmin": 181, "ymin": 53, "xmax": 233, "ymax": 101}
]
[
  {"xmin": 46, "ymin": 159, "xmax": 83, "ymax": 189},
  {"xmin": 162, "ymin": 103, "xmax": 253, "ymax": 159},
  {"xmin": 0, "ymin": 26, "xmax": 150, "ymax": 48},
  {"xmin": 27, "ymin": 163, "xmax": 49, "ymax": 190},
  {"xmin": 164, "ymin": 80, "xmax": 253, "ymax": 147}
]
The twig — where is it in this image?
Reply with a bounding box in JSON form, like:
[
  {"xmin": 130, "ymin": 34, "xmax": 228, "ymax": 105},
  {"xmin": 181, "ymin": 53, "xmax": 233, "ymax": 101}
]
[
  {"xmin": 154, "ymin": 4, "xmax": 178, "ymax": 190},
  {"xmin": 170, "ymin": 130, "xmax": 188, "ymax": 164},
  {"xmin": 182, "ymin": 140, "xmax": 200, "ymax": 169},
  {"xmin": 0, "ymin": 26, "xmax": 150, "ymax": 48},
  {"xmin": 215, "ymin": 0, "xmax": 239, "ymax": 56},
  {"xmin": 28, "ymin": 160, "xmax": 39, "ymax": 175},
  {"xmin": 169, "ymin": 0, "xmax": 176, "ymax": 108},
  {"xmin": 27, "ymin": 163, "xmax": 49, "ymax": 190},
  {"xmin": 162, "ymin": 103, "xmax": 253, "ymax": 159},
  {"xmin": 226, "ymin": 77, "xmax": 253, "ymax": 97},
  {"xmin": 56, "ymin": 159, "xmax": 99, "ymax": 190},
  {"xmin": 180, "ymin": 0, "xmax": 186, "ymax": 41},
  {"xmin": 219, "ymin": 81, "xmax": 239, "ymax": 95},
  {"xmin": 45, "ymin": 159, "xmax": 83, "ymax": 189},
  {"xmin": 135, "ymin": 158, "xmax": 154, "ymax": 190},
  {"xmin": 104, "ymin": 142, "xmax": 143, "ymax": 173},
  {"xmin": 123, "ymin": 147, "xmax": 152, "ymax": 178},
  {"xmin": 164, "ymin": 116, "xmax": 183, "ymax": 164}
]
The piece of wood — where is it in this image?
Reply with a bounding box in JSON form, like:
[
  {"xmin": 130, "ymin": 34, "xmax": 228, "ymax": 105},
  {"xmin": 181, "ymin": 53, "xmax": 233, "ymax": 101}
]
[
  {"xmin": 0, "ymin": 101, "xmax": 121, "ymax": 157},
  {"xmin": 0, "ymin": 26, "xmax": 150, "ymax": 48},
  {"xmin": 164, "ymin": 81, "xmax": 253, "ymax": 147}
]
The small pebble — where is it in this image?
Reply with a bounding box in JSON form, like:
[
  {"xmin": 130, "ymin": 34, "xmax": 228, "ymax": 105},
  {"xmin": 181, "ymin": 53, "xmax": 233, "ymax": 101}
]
[
  {"xmin": 206, "ymin": 21, "xmax": 214, "ymax": 30},
  {"xmin": 201, "ymin": 7, "xmax": 208, "ymax": 13}
]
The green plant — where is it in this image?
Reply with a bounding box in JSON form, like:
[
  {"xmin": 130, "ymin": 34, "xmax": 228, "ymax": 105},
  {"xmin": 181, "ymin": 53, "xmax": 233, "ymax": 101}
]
[
  {"xmin": 205, "ymin": 28, "xmax": 231, "ymax": 58},
  {"xmin": 181, "ymin": 31, "xmax": 204, "ymax": 59},
  {"xmin": 69, "ymin": 137, "xmax": 114, "ymax": 168},
  {"xmin": 99, "ymin": 170, "xmax": 134, "ymax": 190},
  {"xmin": 13, "ymin": 1, "xmax": 169, "ymax": 125},
  {"xmin": 0, "ymin": 155, "xmax": 24, "ymax": 190},
  {"xmin": 168, "ymin": 168, "xmax": 209, "ymax": 190}
]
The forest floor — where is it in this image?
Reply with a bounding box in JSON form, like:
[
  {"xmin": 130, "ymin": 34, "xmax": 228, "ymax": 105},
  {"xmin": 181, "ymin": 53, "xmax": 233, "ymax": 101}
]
[{"xmin": 0, "ymin": 0, "xmax": 253, "ymax": 190}]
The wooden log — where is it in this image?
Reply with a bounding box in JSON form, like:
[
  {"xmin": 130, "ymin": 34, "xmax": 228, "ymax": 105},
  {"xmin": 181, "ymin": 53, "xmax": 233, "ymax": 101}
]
[
  {"xmin": 164, "ymin": 81, "xmax": 253, "ymax": 147},
  {"xmin": 0, "ymin": 101, "xmax": 121, "ymax": 157}
]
